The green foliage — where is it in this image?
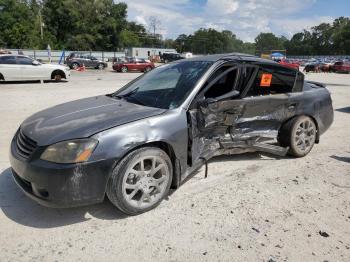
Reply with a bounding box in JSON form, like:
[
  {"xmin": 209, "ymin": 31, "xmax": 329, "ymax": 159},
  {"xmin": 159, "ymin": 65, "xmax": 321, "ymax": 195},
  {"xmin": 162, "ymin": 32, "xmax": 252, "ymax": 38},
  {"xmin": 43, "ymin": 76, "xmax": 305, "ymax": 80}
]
[
  {"xmin": 0, "ymin": 1, "xmax": 349, "ymax": 55},
  {"xmin": 174, "ymin": 28, "xmax": 255, "ymax": 55}
]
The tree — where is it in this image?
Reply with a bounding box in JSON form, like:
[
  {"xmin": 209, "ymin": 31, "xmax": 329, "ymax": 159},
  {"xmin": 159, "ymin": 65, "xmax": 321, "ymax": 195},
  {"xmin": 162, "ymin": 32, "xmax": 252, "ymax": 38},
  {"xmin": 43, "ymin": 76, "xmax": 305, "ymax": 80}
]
[
  {"xmin": 255, "ymin": 33, "xmax": 286, "ymax": 54},
  {"xmin": 0, "ymin": 0, "xmax": 41, "ymax": 48}
]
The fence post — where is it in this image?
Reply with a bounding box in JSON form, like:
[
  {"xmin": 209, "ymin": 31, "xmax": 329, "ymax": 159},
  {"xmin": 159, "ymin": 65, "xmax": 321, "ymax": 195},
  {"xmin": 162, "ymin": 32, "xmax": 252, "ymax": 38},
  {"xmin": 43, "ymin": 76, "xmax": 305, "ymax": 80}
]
[{"xmin": 34, "ymin": 50, "xmax": 36, "ymax": 60}]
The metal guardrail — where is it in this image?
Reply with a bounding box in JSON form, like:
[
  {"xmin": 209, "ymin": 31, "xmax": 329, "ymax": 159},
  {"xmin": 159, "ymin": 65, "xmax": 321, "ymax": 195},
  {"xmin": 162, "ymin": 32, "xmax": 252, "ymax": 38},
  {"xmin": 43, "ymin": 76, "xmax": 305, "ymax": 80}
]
[{"xmin": 7, "ymin": 49, "xmax": 126, "ymax": 63}]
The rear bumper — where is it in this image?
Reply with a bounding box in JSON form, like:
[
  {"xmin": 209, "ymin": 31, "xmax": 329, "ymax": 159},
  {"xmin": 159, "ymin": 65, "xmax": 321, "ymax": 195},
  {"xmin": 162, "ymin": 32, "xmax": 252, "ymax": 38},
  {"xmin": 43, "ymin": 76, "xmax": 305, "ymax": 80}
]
[{"xmin": 10, "ymin": 139, "xmax": 115, "ymax": 208}]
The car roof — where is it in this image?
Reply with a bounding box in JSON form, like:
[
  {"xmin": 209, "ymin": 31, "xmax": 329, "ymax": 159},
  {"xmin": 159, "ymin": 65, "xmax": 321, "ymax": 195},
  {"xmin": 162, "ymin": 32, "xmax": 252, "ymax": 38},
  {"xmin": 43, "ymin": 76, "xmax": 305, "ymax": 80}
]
[
  {"xmin": 0, "ymin": 54, "xmax": 29, "ymax": 58},
  {"xmin": 186, "ymin": 53, "xmax": 277, "ymax": 64}
]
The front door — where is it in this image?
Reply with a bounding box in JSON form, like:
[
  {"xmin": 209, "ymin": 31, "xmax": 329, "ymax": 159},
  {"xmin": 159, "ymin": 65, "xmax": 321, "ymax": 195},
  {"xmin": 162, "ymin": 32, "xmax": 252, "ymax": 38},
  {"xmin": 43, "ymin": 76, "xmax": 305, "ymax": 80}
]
[{"xmin": 16, "ymin": 56, "xmax": 46, "ymax": 80}]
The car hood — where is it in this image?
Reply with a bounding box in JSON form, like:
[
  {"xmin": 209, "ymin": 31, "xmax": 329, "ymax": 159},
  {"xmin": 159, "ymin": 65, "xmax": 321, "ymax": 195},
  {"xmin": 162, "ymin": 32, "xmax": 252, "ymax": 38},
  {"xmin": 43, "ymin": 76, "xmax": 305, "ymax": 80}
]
[{"xmin": 20, "ymin": 95, "xmax": 166, "ymax": 146}]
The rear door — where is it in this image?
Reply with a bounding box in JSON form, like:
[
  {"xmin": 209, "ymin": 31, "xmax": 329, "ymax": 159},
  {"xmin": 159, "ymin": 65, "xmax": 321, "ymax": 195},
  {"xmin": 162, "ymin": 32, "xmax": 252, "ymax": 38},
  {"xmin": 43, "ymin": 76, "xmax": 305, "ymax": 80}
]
[
  {"xmin": 236, "ymin": 65, "xmax": 298, "ymax": 139},
  {"xmin": 0, "ymin": 56, "xmax": 19, "ymax": 80}
]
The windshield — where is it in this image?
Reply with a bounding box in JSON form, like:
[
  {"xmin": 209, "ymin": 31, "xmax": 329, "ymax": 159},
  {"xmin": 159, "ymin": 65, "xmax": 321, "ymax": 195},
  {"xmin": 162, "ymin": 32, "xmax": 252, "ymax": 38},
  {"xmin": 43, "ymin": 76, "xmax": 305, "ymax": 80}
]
[{"xmin": 111, "ymin": 60, "xmax": 213, "ymax": 109}]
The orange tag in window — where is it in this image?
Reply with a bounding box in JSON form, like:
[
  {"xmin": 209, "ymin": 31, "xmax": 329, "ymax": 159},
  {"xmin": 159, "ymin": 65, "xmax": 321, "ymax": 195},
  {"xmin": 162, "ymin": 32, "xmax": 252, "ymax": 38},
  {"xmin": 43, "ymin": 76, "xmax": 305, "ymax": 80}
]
[{"xmin": 260, "ymin": 73, "xmax": 272, "ymax": 87}]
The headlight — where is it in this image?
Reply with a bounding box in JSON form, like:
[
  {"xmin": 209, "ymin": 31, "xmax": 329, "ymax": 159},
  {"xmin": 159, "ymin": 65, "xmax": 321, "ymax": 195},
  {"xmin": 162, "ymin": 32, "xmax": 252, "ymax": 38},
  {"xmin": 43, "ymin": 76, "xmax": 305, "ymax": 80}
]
[{"xmin": 40, "ymin": 139, "xmax": 98, "ymax": 164}]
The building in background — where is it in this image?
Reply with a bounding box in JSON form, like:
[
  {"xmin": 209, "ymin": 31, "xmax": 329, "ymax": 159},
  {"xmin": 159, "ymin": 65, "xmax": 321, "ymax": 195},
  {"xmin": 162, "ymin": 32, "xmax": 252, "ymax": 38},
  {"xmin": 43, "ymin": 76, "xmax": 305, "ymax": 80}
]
[{"xmin": 126, "ymin": 47, "xmax": 177, "ymax": 59}]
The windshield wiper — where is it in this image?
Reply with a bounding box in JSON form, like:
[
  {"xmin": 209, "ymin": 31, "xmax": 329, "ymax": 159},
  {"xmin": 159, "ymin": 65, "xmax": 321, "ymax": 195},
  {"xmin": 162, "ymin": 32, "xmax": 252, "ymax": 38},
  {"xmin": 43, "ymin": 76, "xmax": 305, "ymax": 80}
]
[
  {"xmin": 108, "ymin": 87, "xmax": 146, "ymax": 106},
  {"xmin": 113, "ymin": 87, "xmax": 139, "ymax": 99}
]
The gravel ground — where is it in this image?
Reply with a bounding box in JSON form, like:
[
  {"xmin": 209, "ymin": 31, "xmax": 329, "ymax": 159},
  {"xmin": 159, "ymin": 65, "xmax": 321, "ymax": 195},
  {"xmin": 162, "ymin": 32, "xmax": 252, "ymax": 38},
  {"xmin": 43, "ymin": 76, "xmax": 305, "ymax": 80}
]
[{"xmin": 0, "ymin": 69, "xmax": 349, "ymax": 262}]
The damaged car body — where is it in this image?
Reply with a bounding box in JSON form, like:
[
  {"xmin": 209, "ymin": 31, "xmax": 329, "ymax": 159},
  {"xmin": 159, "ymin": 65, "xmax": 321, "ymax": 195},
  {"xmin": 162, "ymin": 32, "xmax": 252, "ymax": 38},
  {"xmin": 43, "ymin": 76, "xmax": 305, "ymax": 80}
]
[{"xmin": 9, "ymin": 54, "xmax": 333, "ymax": 215}]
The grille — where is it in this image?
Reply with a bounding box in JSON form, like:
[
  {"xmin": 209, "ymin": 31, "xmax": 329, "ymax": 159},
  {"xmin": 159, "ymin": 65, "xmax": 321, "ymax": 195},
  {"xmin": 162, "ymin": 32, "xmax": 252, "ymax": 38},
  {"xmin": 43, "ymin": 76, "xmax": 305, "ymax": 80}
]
[{"xmin": 16, "ymin": 129, "xmax": 37, "ymax": 159}]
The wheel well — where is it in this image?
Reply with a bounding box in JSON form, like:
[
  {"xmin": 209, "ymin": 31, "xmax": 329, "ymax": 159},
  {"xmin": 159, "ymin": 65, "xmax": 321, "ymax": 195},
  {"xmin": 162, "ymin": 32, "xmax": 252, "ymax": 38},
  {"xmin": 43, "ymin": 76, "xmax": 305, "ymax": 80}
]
[
  {"xmin": 279, "ymin": 114, "xmax": 320, "ymax": 143},
  {"xmin": 51, "ymin": 70, "xmax": 66, "ymax": 79},
  {"xmin": 115, "ymin": 141, "xmax": 180, "ymax": 189}
]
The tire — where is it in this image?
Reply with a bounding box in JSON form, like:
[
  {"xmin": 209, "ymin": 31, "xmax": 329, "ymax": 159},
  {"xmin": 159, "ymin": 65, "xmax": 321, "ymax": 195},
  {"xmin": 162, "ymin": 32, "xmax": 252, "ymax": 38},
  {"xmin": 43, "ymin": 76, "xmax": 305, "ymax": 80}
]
[
  {"xmin": 72, "ymin": 62, "xmax": 79, "ymax": 70},
  {"xmin": 0, "ymin": 73, "xmax": 4, "ymax": 81},
  {"xmin": 279, "ymin": 116, "xmax": 317, "ymax": 157},
  {"xmin": 97, "ymin": 63, "xmax": 105, "ymax": 70},
  {"xmin": 144, "ymin": 66, "xmax": 151, "ymax": 72},
  {"xmin": 121, "ymin": 66, "xmax": 128, "ymax": 73},
  {"xmin": 51, "ymin": 70, "xmax": 65, "ymax": 82},
  {"xmin": 164, "ymin": 59, "xmax": 169, "ymax": 64},
  {"xmin": 107, "ymin": 147, "xmax": 173, "ymax": 215}
]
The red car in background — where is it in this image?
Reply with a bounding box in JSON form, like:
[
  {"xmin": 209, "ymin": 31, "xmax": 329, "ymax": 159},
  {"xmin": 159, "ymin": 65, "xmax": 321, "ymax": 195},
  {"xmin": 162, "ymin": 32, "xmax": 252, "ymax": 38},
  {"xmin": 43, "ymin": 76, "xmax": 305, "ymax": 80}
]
[
  {"xmin": 112, "ymin": 58, "xmax": 155, "ymax": 73},
  {"xmin": 278, "ymin": 59, "xmax": 300, "ymax": 71},
  {"xmin": 333, "ymin": 61, "xmax": 350, "ymax": 73}
]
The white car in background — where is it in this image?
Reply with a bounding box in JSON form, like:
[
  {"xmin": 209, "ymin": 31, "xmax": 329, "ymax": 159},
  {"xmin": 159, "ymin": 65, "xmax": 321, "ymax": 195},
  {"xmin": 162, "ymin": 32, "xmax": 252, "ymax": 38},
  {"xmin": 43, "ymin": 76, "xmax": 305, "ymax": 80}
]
[{"xmin": 0, "ymin": 55, "xmax": 70, "ymax": 82}]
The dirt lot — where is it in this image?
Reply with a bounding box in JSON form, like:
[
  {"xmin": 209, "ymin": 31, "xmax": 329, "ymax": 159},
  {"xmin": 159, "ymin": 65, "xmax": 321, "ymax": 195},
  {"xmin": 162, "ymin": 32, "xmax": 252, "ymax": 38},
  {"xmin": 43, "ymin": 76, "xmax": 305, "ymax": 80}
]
[{"xmin": 0, "ymin": 69, "xmax": 349, "ymax": 262}]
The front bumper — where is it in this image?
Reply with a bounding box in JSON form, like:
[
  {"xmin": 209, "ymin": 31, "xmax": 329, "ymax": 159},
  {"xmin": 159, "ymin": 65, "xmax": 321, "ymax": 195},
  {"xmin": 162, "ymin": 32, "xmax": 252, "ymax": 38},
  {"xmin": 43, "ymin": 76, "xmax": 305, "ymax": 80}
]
[{"xmin": 10, "ymin": 137, "xmax": 115, "ymax": 208}]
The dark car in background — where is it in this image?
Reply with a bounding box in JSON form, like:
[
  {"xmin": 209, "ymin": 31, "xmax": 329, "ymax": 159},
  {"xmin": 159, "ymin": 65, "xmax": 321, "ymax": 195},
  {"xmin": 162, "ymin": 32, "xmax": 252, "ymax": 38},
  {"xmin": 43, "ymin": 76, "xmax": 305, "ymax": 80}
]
[
  {"xmin": 161, "ymin": 53, "xmax": 183, "ymax": 63},
  {"xmin": 10, "ymin": 54, "xmax": 333, "ymax": 215},
  {"xmin": 112, "ymin": 58, "xmax": 155, "ymax": 73},
  {"xmin": 66, "ymin": 52, "xmax": 108, "ymax": 70}
]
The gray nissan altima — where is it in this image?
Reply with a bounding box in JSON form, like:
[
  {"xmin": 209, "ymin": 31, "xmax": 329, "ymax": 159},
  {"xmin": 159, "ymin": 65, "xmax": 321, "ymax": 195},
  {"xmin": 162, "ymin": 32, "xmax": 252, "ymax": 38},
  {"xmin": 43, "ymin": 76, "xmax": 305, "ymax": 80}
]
[{"xmin": 10, "ymin": 53, "xmax": 333, "ymax": 215}]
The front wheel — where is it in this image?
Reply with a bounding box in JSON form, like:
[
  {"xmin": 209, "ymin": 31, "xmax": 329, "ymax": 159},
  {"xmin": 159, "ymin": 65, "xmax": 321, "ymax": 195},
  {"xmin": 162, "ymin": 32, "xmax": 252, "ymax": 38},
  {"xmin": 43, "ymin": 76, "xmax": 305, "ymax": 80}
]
[
  {"xmin": 121, "ymin": 66, "xmax": 128, "ymax": 73},
  {"xmin": 279, "ymin": 116, "xmax": 317, "ymax": 157},
  {"xmin": 144, "ymin": 66, "xmax": 152, "ymax": 72},
  {"xmin": 107, "ymin": 147, "xmax": 173, "ymax": 215}
]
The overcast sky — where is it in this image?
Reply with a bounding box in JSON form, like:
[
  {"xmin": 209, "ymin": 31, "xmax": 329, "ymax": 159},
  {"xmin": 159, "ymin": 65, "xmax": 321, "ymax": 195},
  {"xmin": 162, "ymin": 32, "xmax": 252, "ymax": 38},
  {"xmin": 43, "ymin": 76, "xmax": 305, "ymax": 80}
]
[{"xmin": 117, "ymin": 0, "xmax": 349, "ymax": 42}]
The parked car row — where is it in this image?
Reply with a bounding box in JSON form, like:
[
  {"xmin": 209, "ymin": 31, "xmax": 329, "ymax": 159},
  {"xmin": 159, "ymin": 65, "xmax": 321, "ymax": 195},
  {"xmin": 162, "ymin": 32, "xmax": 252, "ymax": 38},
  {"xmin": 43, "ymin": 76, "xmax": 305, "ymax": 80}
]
[{"xmin": 304, "ymin": 61, "xmax": 350, "ymax": 73}]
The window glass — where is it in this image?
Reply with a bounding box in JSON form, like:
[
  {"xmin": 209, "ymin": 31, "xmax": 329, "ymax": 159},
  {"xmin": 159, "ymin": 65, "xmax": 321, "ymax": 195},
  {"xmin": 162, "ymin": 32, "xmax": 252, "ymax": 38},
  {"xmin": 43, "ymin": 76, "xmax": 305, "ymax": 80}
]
[
  {"xmin": 113, "ymin": 61, "xmax": 213, "ymax": 109},
  {"xmin": 17, "ymin": 56, "xmax": 33, "ymax": 65},
  {"xmin": 246, "ymin": 65, "xmax": 296, "ymax": 96},
  {"xmin": 0, "ymin": 56, "xmax": 17, "ymax": 64},
  {"xmin": 204, "ymin": 68, "xmax": 238, "ymax": 99}
]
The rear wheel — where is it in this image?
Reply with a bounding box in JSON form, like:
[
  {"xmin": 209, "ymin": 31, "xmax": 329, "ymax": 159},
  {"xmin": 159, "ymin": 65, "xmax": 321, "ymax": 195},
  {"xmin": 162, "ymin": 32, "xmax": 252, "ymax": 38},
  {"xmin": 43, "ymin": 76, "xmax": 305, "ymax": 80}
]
[
  {"xmin": 121, "ymin": 66, "xmax": 128, "ymax": 73},
  {"xmin": 72, "ymin": 62, "xmax": 79, "ymax": 70},
  {"xmin": 107, "ymin": 147, "xmax": 173, "ymax": 215},
  {"xmin": 0, "ymin": 73, "xmax": 4, "ymax": 81},
  {"xmin": 279, "ymin": 116, "xmax": 317, "ymax": 157},
  {"xmin": 97, "ymin": 63, "xmax": 105, "ymax": 70},
  {"xmin": 144, "ymin": 66, "xmax": 152, "ymax": 72}
]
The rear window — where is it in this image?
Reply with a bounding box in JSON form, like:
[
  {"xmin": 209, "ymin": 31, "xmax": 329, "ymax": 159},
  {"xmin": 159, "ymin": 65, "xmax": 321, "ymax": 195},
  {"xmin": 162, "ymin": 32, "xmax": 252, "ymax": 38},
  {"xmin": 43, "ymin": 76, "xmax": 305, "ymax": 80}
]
[{"xmin": 334, "ymin": 62, "xmax": 343, "ymax": 66}]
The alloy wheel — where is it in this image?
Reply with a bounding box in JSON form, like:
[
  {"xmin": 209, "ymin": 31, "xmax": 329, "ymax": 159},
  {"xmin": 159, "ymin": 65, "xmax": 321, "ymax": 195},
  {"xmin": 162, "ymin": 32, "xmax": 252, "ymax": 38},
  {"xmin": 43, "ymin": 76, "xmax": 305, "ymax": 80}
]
[{"xmin": 122, "ymin": 156, "xmax": 170, "ymax": 209}]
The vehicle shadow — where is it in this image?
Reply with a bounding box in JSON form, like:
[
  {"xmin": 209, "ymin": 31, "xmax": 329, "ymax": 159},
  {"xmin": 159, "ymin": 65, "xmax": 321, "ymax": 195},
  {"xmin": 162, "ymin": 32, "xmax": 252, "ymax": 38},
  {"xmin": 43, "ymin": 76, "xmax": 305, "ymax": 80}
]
[
  {"xmin": 176, "ymin": 152, "xmax": 289, "ymax": 189},
  {"xmin": 336, "ymin": 107, "xmax": 350, "ymax": 114},
  {"xmin": 0, "ymin": 168, "xmax": 127, "ymax": 229},
  {"xmin": 330, "ymin": 155, "xmax": 350, "ymax": 163},
  {"xmin": 0, "ymin": 80, "xmax": 68, "ymax": 85},
  {"xmin": 0, "ymin": 152, "xmax": 288, "ymax": 228}
]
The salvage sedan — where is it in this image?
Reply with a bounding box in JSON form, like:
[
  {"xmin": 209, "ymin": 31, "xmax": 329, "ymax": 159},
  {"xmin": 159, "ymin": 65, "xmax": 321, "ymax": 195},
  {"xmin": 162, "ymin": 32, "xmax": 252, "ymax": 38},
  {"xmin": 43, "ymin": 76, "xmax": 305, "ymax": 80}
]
[{"xmin": 10, "ymin": 54, "xmax": 333, "ymax": 215}]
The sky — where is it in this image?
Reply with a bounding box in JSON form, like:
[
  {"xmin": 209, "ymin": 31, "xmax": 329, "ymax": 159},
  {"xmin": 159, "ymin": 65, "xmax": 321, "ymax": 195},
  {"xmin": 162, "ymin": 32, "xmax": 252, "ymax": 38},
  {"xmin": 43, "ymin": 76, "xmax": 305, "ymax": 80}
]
[{"xmin": 117, "ymin": 0, "xmax": 350, "ymax": 42}]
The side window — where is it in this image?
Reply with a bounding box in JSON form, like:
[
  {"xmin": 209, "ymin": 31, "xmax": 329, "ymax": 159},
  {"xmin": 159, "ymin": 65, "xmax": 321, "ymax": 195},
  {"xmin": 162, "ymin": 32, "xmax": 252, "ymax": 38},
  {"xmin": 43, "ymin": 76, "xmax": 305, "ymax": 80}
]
[
  {"xmin": 204, "ymin": 67, "xmax": 239, "ymax": 99},
  {"xmin": 0, "ymin": 56, "xmax": 17, "ymax": 64},
  {"xmin": 17, "ymin": 56, "xmax": 33, "ymax": 65},
  {"xmin": 246, "ymin": 65, "xmax": 296, "ymax": 96}
]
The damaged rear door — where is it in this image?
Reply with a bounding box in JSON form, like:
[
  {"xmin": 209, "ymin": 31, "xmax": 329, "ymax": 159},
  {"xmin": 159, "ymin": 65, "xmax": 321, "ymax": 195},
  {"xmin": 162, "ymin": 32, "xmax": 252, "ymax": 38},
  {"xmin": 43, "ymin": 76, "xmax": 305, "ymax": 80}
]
[{"xmin": 188, "ymin": 63, "xmax": 298, "ymax": 164}]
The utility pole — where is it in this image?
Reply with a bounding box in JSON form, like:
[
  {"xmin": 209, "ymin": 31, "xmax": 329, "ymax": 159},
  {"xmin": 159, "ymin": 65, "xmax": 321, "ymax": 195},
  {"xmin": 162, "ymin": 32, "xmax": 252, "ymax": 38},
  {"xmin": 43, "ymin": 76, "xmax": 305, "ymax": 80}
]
[
  {"xmin": 39, "ymin": 9, "xmax": 43, "ymax": 40},
  {"xmin": 148, "ymin": 17, "xmax": 161, "ymax": 48}
]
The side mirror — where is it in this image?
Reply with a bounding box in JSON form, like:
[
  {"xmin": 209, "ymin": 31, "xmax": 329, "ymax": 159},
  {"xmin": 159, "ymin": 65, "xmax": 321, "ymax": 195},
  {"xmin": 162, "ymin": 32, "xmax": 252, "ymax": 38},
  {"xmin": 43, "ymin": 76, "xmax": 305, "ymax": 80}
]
[{"xmin": 32, "ymin": 60, "xmax": 40, "ymax": 66}]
